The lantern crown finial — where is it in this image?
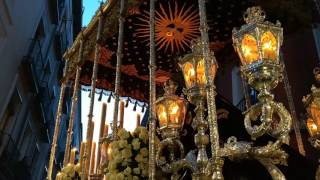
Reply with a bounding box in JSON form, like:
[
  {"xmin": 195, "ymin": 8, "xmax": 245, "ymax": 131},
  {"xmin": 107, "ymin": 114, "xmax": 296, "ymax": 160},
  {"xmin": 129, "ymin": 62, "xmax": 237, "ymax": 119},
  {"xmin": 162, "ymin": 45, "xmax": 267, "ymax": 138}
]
[
  {"xmin": 244, "ymin": 6, "xmax": 266, "ymax": 24},
  {"xmin": 164, "ymin": 80, "xmax": 178, "ymax": 95}
]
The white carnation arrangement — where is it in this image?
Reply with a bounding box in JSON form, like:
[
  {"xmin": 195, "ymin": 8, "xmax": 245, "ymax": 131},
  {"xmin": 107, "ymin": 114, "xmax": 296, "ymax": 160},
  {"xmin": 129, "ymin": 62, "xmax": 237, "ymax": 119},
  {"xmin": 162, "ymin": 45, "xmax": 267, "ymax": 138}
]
[
  {"xmin": 57, "ymin": 163, "xmax": 81, "ymax": 180},
  {"xmin": 105, "ymin": 127, "xmax": 157, "ymax": 180}
]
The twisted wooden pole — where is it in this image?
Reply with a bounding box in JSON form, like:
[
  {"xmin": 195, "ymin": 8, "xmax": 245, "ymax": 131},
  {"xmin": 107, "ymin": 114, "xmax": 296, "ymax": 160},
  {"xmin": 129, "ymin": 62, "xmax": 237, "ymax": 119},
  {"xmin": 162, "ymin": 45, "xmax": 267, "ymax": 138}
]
[
  {"xmin": 47, "ymin": 60, "xmax": 69, "ymax": 180},
  {"xmin": 82, "ymin": 9, "xmax": 105, "ymax": 179},
  {"xmin": 112, "ymin": 0, "xmax": 127, "ymax": 140},
  {"xmin": 63, "ymin": 37, "xmax": 84, "ymax": 166},
  {"xmin": 148, "ymin": 0, "xmax": 156, "ymax": 179}
]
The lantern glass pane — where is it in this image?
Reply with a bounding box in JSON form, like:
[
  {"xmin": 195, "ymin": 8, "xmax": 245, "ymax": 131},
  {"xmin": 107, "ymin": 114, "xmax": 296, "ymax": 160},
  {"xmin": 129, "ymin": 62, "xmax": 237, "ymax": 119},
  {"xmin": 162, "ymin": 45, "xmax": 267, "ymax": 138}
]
[
  {"xmin": 241, "ymin": 34, "xmax": 259, "ymax": 64},
  {"xmin": 167, "ymin": 100, "xmax": 180, "ymax": 125},
  {"xmin": 261, "ymin": 31, "xmax": 277, "ymax": 60},
  {"xmin": 307, "ymin": 118, "xmax": 318, "ymax": 137},
  {"xmin": 183, "ymin": 62, "xmax": 195, "ymax": 88},
  {"xmin": 310, "ymin": 102, "xmax": 320, "ymax": 127},
  {"xmin": 157, "ymin": 103, "xmax": 167, "ymax": 128},
  {"xmin": 197, "ymin": 58, "xmax": 206, "ymax": 85}
]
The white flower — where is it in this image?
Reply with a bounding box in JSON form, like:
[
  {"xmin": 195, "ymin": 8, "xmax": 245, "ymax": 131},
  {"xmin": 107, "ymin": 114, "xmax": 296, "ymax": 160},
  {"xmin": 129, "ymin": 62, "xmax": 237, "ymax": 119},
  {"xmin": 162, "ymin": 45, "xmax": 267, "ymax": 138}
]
[
  {"xmin": 124, "ymin": 167, "xmax": 132, "ymax": 176},
  {"xmin": 121, "ymin": 148, "xmax": 132, "ymax": 159},
  {"xmin": 107, "ymin": 173, "xmax": 117, "ymax": 180},
  {"xmin": 133, "ymin": 175, "xmax": 139, "ymax": 180},
  {"xmin": 135, "ymin": 154, "xmax": 143, "ymax": 163},
  {"xmin": 138, "ymin": 131, "xmax": 148, "ymax": 143},
  {"xmin": 117, "ymin": 128, "xmax": 130, "ymax": 140},
  {"xmin": 119, "ymin": 140, "xmax": 128, "ymax": 149},
  {"xmin": 116, "ymin": 173, "xmax": 125, "ymax": 180},
  {"xmin": 133, "ymin": 167, "xmax": 140, "ymax": 175},
  {"xmin": 132, "ymin": 138, "xmax": 140, "ymax": 150},
  {"xmin": 114, "ymin": 153, "xmax": 123, "ymax": 164},
  {"xmin": 140, "ymin": 147, "xmax": 148, "ymax": 157}
]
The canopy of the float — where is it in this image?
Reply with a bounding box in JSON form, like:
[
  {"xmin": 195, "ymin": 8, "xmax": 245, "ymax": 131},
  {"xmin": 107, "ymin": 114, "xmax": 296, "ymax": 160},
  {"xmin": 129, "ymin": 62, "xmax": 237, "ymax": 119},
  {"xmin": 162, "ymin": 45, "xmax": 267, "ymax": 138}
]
[{"xmin": 63, "ymin": 0, "xmax": 310, "ymax": 102}]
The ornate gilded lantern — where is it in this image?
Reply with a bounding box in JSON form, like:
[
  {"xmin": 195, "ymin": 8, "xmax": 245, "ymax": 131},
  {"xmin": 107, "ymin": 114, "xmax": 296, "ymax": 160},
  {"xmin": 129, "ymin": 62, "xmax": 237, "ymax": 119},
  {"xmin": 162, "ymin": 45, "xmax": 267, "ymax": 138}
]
[
  {"xmin": 231, "ymin": 7, "xmax": 292, "ymax": 169},
  {"xmin": 179, "ymin": 39, "xmax": 217, "ymax": 103},
  {"xmin": 156, "ymin": 80, "xmax": 187, "ymax": 139},
  {"xmin": 303, "ymin": 68, "xmax": 320, "ymax": 138},
  {"xmin": 303, "ymin": 67, "xmax": 320, "ymax": 180},
  {"xmin": 232, "ymin": 6, "xmax": 283, "ymax": 91}
]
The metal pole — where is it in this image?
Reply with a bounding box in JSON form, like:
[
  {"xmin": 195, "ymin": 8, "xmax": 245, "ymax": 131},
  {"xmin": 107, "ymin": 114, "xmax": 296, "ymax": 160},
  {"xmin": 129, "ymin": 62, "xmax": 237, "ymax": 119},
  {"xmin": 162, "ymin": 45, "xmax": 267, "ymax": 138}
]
[
  {"xmin": 148, "ymin": 0, "xmax": 156, "ymax": 179},
  {"xmin": 47, "ymin": 60, "xmax": 69, "ymax": 180},
  {"xmin": 198, "ymin": 0, "xmax": 224, "ymax": 179},
  {"xmin": 280, "ymin": 53, "xmax": 306, "ymax": 156},
  {"xmin": 112, "ymin": 0, "xmax": 127, "ymax": 140},
  {"xmin": 63, "ymin": 38, "xmax": 84, "ymax": 166},
  {"xmin": 83, "ymin": 11, "xmax": 105, "ymax": 179}
]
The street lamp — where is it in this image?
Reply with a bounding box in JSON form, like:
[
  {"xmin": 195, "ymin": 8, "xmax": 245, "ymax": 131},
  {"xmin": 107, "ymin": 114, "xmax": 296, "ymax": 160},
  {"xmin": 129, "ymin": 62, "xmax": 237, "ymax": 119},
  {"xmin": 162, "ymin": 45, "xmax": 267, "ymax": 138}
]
[
  {"xmin": 232, "ymin": 6, "xmax": 291, "ymax": 140},
  {"xmin": 155, "ymin": 80, "xmax": 190, "ymax": 177},
  {"xmin": 303, "ymin": 67, "xmax": 320, "ymax": 180},
  {"xmin": 156, "ymin": 80, "xmax": 187, "ymax": 139},
  {"xmin": 232, "ymin": 6, "xmax": 283, "ymax": 93},
  {"xmin": 179, "ymin": 38, "xmax": 219, "ymax": 178},
  {"xmin": 179, "ymin": 39, "xmax": 217, "ymax": 103}
]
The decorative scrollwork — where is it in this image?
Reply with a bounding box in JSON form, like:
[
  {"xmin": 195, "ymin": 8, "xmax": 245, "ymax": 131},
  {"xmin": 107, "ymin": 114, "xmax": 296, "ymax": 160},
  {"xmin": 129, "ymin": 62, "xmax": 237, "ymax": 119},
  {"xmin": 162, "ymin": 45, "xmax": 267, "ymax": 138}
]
[
  {"xmin": 244, "ymin": 99, "xmax": 292, "ymax": 141},
  {"xmin": 156, "ymin": 138, "xmax": 185, "ymax": 173}
]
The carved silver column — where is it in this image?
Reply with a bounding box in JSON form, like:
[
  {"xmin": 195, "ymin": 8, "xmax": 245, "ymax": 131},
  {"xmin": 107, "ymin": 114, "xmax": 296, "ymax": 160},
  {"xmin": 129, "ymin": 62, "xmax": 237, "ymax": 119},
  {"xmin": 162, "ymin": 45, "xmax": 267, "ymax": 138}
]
[
  {"xmin": 47, "ymin": 60, "xmax": 70, "ymax": 180},
  {"xmin": 112, "ymin": 0, "xmax": 127, "ymax": 140},
  {"xmin": 83, "ymin": 11, "xmax": 105, "ymax": 179},
  {"xmin": 197, "ymin": 0, "xmax": 223, "ymax": 179},
  {"xmin": 63, "ymin": 37, "xmax": 84, "ymax": 166},
  {"xmin": 148, "ymin": 0, "xmax": 157, "ymax": 179}
]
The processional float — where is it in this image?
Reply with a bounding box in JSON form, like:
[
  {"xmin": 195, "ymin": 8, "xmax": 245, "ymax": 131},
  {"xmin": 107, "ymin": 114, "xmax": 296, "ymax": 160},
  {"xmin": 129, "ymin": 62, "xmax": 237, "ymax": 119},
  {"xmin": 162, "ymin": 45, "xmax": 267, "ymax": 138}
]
[{"xmin": 46, "ymin": 0, "xmax": 312, "ymax": 179}]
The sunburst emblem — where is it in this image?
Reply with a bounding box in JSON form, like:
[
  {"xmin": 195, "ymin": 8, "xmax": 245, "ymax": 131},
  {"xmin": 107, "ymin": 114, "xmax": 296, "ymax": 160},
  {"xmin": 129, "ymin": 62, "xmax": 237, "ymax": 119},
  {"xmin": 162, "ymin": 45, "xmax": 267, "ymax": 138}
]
[{"xmin": 135, "ymin": 2, "xmax": 200, "ymax": 52}]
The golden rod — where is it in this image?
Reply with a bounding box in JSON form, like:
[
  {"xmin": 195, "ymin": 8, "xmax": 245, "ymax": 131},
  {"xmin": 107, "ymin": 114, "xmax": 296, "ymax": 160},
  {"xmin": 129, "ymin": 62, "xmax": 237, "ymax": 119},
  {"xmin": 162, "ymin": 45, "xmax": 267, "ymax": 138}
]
[
  {"xmin": 63, "ymin": 37, "xmax": 84, "ymax": 166},
  {"xmin": 148, "ymin": 0, "xmax": 156, "ymax": 179},
  {"xmin": 96, "ymin": 103, "xmax": 107, "ymax": 172},
  {"xmin": 198, "ymin": 0, "xmax": 224, "ymax": 178},
  {"xmin": 83, "ymin": 5, "xmax": 106, "ymax": 179},
  {"xmin": 47, "ymin": 60, "xmax": 70, "ymax": 180},
  {"xmin": 112, "ymin": 0, "xmax": 127, "ymax": 140}
]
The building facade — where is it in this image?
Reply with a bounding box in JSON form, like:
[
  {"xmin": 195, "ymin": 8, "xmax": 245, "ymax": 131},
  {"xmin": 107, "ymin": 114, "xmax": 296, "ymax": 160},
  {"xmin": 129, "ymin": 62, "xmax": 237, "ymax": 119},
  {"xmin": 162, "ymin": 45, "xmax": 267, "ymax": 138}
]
[{"xmin": 0, "ymin": 0, "xmax": 82, "ymax": 179}]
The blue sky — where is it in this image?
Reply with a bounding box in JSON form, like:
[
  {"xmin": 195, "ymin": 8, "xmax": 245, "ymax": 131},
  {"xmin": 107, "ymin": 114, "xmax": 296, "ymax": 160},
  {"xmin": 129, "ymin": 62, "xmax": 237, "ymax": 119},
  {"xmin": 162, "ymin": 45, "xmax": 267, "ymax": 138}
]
[{"xmin": 82, "ymin": 0, "xmax": 106, "ymax": 27}]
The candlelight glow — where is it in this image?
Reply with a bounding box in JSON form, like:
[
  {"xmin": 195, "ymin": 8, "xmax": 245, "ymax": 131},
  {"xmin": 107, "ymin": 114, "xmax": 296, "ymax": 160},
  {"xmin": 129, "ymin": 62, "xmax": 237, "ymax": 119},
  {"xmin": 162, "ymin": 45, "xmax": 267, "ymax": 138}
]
[
  {"xmin": 183, "ymin": 62, "xmax": 195, "ymax": 88},
  {"xmin": 241, "ymin": 34, "xmax": 259, "ymax": 64},
  {"xmin": 307, "ymin": 118, "xmax": 318, "ymax": 137},
  {"xmin": 196, "ymin": 58, "xmax": 206, "ymax": 85},
  {"xmin": 168, "ymin": 101, "xmax": 180, "ymax": 123},
  {"xmin": 261, "ymin": 31, "xmax": 277, "ymax": 60},
  {"xmin": 157, "ymin": 103, "xmax": 167, "ymax": 128}
]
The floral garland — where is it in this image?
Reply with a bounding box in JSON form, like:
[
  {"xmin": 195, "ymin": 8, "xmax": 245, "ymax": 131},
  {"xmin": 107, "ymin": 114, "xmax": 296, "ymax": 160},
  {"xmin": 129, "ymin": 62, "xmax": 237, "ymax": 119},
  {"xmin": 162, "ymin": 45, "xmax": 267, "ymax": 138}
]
[{"xmin": 105, "ymin": 127, "xmax": 158, "ymax": 180}]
